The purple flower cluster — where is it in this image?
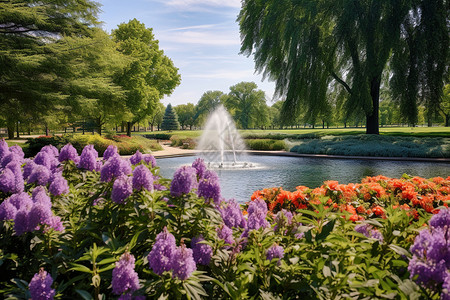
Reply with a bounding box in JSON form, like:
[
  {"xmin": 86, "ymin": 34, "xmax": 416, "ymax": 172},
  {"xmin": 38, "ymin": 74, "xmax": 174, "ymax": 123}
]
[
  {"xmin": 0, "ymin": 139, "xmax": 9, "ymax": 160},
  {"xmin": 408, "ymin": 209, "xmax": 450, "ymax": 297},
  {"xmin": 246, "ymin": 198, "xmax": 269, "ymax": 232},
  {"xmin": 219, "ymin": 199, "xmax": 246, "ymax": 229},
  {"xmin": 172, "ymin": 244, "xmax": 196, "ymax": 280},
  {"xmin": 0, "ymin": 143, "xmax": 24, "ymax": 194},
  {"xmin": 100, "ymin": 155, "xmax": 132, "ymax": 182},
  {"xmin": 148, "ymin": 227, "xmax": 177, "ymax": 275},
  {"xmin": 34, "ymin": 151, "xmax": 59, "ymax": 171},
  {"xmin": 266, "ymin": 244, "xmax": 284, "ymax": 263},
  {"xmin": 103, "ymin": 145, "xmax": 118, "ymax": 161},
  {"xmin": 77, "ymin": 145, "xmax": 99, "ymax": 171},
  {"xmin": 355, "ymin": 223, "xmax": 383, "ymax": 241},
  {"xmin": 112, "ymin": 252, "xmax": 140, "ymax": 296},
  {"xmin": 191, "ymin": 235, "xmax": 212, "ymax": 265},
  {"xmin": 48, "ymin": 172, "xmax": 69, "ymax": 196},
  {"xmin": 170, "ymin": 166, "xmax": 198, "ymax": 197},
  {"xmin": 58, "ymin": 143, "xmax": 79, "ymax": 163},
  {"xmin": 132, "ymin": 165, "xmax": 153, "ymax": 191},
  {"xmin": 29, "ymin": 268, "xmax": 55, "ymax": 300},
  {"xmin": 192, "ymin": 158, "xmax": 206, "ymax": 179},
  {"xmin": 217, "ymin": 224, "xmax": 234, "ymax": 249},
  {"xmin": 148, "ymin": 227, "xmax": 197, "ymax": 280},
  {"xmin": 111, "ymin": 175, "xmax": 133, "ymax": 204},
  {"xmin": 274, "ymin": 209, "xmax": 294, "ymax": 233},
  {"xmin": 129, "ymin": 150, "xmax": 156, "ymax": 167},
  {"xmin": 197, "ymin": 170, "xmax": 221, "ymax": 204}
]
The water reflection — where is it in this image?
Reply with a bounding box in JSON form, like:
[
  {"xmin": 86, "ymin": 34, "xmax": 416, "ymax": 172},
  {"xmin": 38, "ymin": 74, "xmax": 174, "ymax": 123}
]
[{"xmin": 156, "ymin": 155, "xmax": 449, "ymax": 203}]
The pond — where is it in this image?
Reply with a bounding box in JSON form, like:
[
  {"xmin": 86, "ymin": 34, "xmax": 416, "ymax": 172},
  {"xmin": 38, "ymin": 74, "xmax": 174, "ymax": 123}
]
[{"xmin": 156, "ymin": 155, "xmax": 449, "ymax": 203}]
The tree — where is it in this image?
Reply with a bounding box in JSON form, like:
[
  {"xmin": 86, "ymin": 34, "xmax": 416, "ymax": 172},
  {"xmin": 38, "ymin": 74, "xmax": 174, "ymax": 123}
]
[
  {"xmin": 225, "ymin": 82, "xmax": 267, "ymax": 129},
  {"xmin": 113, "ymin": 19, "xmax": 181, "ymax": 136},
  {"xmin": 0, "ymin": 0, "xmax": 101, "ymax": 139},
  {"xmin": 148, "ymin": 102, "xmax": 165, "ymax": 131},
  {"xmin": 161, "ymin": 104, "xmax": 180, "ymax": 131},
  {"xmin": 238, "ymin": 0, "xmax": 449, "ymax": 134},
  {"xmin": 440, "ymin": 84, "xmax": 450, "ymax": 127},
  {"xmin": 195, "ymin": 90, "xmax": 228, "ymax": 126},
  {"xmin": 175, "ymin": 103, "xmax": 197, "ymax": 130}
]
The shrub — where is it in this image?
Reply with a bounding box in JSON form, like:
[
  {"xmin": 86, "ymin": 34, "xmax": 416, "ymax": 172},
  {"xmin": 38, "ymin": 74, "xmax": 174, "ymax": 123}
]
[
  {"xmin": 144, "ymin": 133, "xmax": 173, "ymax": 140},
  {"xmin": 245, "ymin": 139, "xmax": 286, "ymax": 150},
  {"xmin": 170, "ymin": 135, "xmax": 197, "ymax": 149},
  {"xmin": 25, "ymin": 136, "xmax": 68, "ymax": 157}
]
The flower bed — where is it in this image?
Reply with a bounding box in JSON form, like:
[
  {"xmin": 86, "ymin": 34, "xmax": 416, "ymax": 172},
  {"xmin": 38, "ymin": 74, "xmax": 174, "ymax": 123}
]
[{"xmin": 0, "ymin": 139, "xmax": 449, "ymax": 299}]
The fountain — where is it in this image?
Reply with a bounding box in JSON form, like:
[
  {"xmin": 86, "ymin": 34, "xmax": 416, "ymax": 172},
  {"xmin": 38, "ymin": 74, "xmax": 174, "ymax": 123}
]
[{"xmin": 196, "ymin": 105, "xmax": 253, "ymax": 168}]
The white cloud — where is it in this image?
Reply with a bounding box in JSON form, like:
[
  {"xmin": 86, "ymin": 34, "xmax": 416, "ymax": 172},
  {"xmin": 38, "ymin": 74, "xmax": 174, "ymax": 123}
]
[
  {"xmin": 164, "ymin": 24, "xmax": 218, "ymax": 32},
  {"xmin": 186, "ymin": 69, "xmax": 255, "ymax": 80}
]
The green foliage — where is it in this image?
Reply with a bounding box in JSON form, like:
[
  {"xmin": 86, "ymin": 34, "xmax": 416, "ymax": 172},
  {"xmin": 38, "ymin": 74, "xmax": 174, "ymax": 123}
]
[
  {"xmin": 175, "ymin": 103, "xmax": 197, "ymax": 129},
  {"xmin": 161, "ymin": 104, "xmax": 180, "ymax": 131},
  {"xmin": 238, "ymin": 0, "xmax": 449, "ymax": 134},
  {"xmin": 144, "ymin": 133, "xmax": 173, "ymax": 140},
  {"xmin": 170, "ymin": 136, "xmax": 197, "ymax": 149},
  {"xmin": 245, "ymin": 139, "xmax": 286, "ymax": 151},
  {"xmin": 290, "ymin": 135, "xmax": 450, "ymax": 158},
  {"xmin": 113, "ymin": 19, "xmax": 180, "ymax": 126},
  {"xmin": 195, "ymin": 91, "xmax": 226, "ymax": 125}
]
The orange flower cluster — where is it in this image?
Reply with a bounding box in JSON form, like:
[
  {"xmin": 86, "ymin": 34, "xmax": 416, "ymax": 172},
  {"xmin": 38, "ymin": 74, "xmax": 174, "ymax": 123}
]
[{"xmin": 250, "ymin": 175, "xmax": 450, "ymax": 221}]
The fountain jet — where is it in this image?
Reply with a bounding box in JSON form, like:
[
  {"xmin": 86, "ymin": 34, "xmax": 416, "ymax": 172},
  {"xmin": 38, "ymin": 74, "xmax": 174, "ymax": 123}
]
[{"xmin": 196, "ymin": 105, "xmax": 251, "ymax": 168}]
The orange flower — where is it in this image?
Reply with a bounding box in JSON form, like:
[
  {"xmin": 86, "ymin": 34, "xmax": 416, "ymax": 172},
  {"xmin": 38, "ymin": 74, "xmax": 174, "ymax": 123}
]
[{"xmin": 372, "ymin": 206, "xmax": 385, "ymax": 216}]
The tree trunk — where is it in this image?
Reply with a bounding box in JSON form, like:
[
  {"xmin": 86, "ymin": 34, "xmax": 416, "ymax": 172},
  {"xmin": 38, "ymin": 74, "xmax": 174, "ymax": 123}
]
[
  {"xmin": 127, "ymin": 122, "xmax": 132, "ymax": 137},
  {"xmin": 45, "ymin": 125, "xmax": 49, "ymax": 136},
  {"xmin": 445, "ymin": 114, "xmax": 449, "ymax": 127},
  {"xmin": 7, "ymin": 120, "xmax": 14, "ymax": 139},
  {"xmin": 97, "ymin": 117, "xmax": 102, "ymax": 136},
  {"xmin": 322, "ymin": 120, "xmax": 325, "ymax": 129},
  {"xmin": 82, "ymin": 120, "xmax": 85, "ymax": 135},
  {"xmin": 366, "ymin": 77, "xmax": 380, "ymax": 134},
  {"xmin": 16, "ymin": 121, "xmax": 20, "ymax": 138}
]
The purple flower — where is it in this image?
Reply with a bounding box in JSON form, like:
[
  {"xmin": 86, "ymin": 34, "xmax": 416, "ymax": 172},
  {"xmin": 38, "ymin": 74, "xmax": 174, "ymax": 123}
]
[
  {"xmin": 103, "ymin": 145, "xmax": 118, "ymax": 161},
  {"xmin": 170, "ymin": 166, "xmax": 198, "ymax": 197},
  {"xmin": 49, "ymin": 173, "xmax": 69, "ymax": 196},
  {"xmin": 172, "ymin": 244, "xmax": 196, "ymax": 280},
  {"xmin": 408, "ymin": 256, "xmax": 447, "ymax": 288},
  {"xmin": 191, "ymin": 235, "xmax": 212, "ymax": 265},
  {"xmin": 77, "ymin": 145, "xmax": 98, "ymax": 171},
  {"xmin": 32, "ymin": 186, "xmax": 52, "ymax": 208},
  {"xmin": 9, "ymin": 192, "xmax": 34, "ymax": 210},
  {"xmin": 442, "ymin": 271, "xmax": 450, "ymax": 300},
  {"xmin": 192, "ymin": 158, "xmax": 207, "ymax": 178},
  {"xmin": 1, "ymin": 152, "xmax": 22, "ymax": 168},
  {"xmin": 29, "ymin": 268, "xmax": 55, "ymax": 300},
  {"xmin": 111, "ymin": 175, "xmax": 133, "ymax": 204},
  {"xmin": 143, "ymin": 154, "xmax": 157, "ymax": 167},
  {"xmin": 58, "ymin": 144, "xmax": 79, "ymax": 163},
  {"xmin": 220, "ymin": 199, "xmax": 246, "ymax": 229},
  {"xmin": 0, "ymin": 168, "xmax": 15, "ymax": 193},
  {"xmin": 132, "ymin": 165, "xmax": 153, "ymax": 191},
  {"xmin": 246, "ymin": 199, "xmax": 269, "ymax": 232},
  {"xmin": 130, "ymin": 150, "xmax": 144, "ymax": 165},
  {"xmin": 429, "ymin": 209, "xmax": 450, "ymax": 229},
  {"xmin": 28, "ymin": 203, "xmax": 53, "ymax": 230},
  {"xmin": 34, "ymin": 151, "xmax": 59, "ymax": 171},
  {"xmin": 14, "ymin": 209, "xmax": 30, "ymax": 235},
  {"xmin": 148, "ymin": 227, "xmax": 177, "ymax": 275},
  {"xmin": 4, "ymin": 161, "xmax": 24, "ymax": 193},
  {"xmin": 41, "ymin": 145, "xmax": 59, "ymax": 157},
  {"xmin": 355, "ymin": 223, "xmax": 383, "ymax": 241},
  {"xmin": 9, "ymin": 145, "xmax": 24, "ymax": 159},
  {"xmin": 23, "ymin": 160, "xmax": 37, "ymax": 180},
  {"xmin": 266, "ymin": 244, "xmax": 284, "ymax": 263},
  {"xmin": 0, "ymin": 200, "xmax": 17, "ymax": 220},
  {"xmin": 50, "ymin": 215, "xmax": 64, "ymax": 232},
  {"xmin": 0, "ymin": 139, "xmax": 9, "ymax": 161},
  {"xmin": 28, "ymin": 164, "xmax": 51, "ymax": 186},
  {"xmin": 274, "ymin": 209, "xmax": 293, "ymax": 232},
  {"xmin": 112, "ymin": 252, "xmax": 140, "ymax": 296},
  {"xmin": 197, "ymin": 170, "xmax": 221, "ymax": 204},
  {"xmin": 216, "ymin": 224, "xmax": 234, "ymax": 248},
  {"xmin": 100, "ymin": 155, "xmax": 132, "ymax": 182}
]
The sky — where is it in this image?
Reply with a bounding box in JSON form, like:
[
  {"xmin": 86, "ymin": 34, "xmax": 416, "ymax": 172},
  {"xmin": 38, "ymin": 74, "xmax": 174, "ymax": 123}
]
[{"xmin": 97, "ymin": 0, "xmax": 277, "ymax": 107}]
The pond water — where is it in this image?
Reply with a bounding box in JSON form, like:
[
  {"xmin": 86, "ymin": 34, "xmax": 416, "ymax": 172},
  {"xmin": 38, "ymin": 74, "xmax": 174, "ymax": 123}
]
[{"xmin": 156, "ymin": 155, "xmax": 449, "ymax": 203}]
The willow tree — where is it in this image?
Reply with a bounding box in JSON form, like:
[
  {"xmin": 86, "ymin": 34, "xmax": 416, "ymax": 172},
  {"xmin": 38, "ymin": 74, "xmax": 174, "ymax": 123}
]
[
  {"xmin": 238, "ymin": 0, "xmax": 449, "ymax": 134},
  {"xmin": 0, "ymin": 0, "xmax": 100, "ymax": 138},
  {"xmin": 113, "ymin": 19, "xmax": 181, "ymax": 136}
]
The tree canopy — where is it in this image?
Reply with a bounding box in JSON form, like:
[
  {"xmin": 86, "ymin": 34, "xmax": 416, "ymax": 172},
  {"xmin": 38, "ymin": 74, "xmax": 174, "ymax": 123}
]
[
  {"xmin": 238, "ymin": 0, "xmax": 449, "ymax": 133},
  {"xmin": 161, "ymin": 104, "xmax": 180, "ymax": 131},
  {"xmin": 112, "ymin": 19, "xmax": 181, "ymax": 136}
]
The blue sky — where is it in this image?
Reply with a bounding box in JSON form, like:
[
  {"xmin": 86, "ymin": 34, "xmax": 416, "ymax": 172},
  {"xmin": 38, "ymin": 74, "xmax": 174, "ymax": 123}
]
[{"xmin": 97, "ymin": 0, "xmax": 276, "ymax": 107}]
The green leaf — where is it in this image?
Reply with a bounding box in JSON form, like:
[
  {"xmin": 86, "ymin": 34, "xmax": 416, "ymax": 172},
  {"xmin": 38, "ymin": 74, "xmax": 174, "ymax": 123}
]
[
  {"xmin": 388, "ymin": 244, "xmax": 411, "ymax": 258},
  {"xmin": 75, "ymin": 289, "xmax": 93, "ymax": 300},
  {"xmin": 323, "ymin": 265, "xmax": 332, "ymax": 278},
  {"xmin": 70, "ymin": 264, "xmax": 93, "ymax": 274},
  {"xmin": 97, "ymin": 257, "xmax": 116, "ymax": 265},
  {"xmin": 316, "ymin": 219, "xmax": 335, "ymax": 242}
]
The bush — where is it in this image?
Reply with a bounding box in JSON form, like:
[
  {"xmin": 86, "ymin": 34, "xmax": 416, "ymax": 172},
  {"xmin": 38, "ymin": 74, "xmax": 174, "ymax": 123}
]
[
  {"xmin": 170, "ymin": 135, "xmax": 197, "ymax": 149},
  {"xmin": 143, "ymin": 133, "xmax": 173, "ymax": 140},
  {"xmin": 25, "ymin": 136, "xmax": 68, "ymax": 157},
  {"xmin": 245, "ymin": 139, "xmax": 286, "ymax": 150}
]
